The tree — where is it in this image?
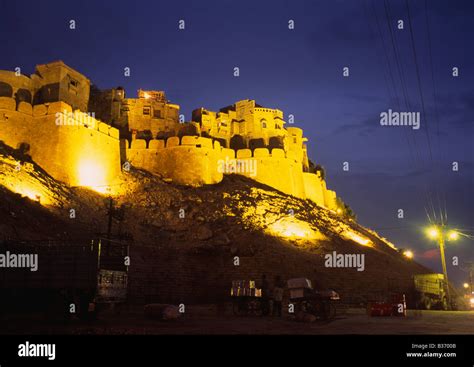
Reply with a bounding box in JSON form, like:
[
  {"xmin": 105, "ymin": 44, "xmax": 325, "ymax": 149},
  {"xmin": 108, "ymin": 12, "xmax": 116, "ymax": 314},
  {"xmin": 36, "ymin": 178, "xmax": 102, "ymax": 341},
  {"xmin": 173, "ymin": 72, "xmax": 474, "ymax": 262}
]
[
  {"xmin": 308, "ymin": 159, "xmax": 325, "ymax": 180},
  {"xmin": 335, "ymin": 196, "xmax": 356, "ymax": 220}
]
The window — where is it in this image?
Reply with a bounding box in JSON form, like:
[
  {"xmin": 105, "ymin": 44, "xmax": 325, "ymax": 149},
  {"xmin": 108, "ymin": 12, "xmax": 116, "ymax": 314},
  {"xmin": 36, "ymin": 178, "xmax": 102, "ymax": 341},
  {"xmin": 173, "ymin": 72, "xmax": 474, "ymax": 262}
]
[
  {"xmin": 153, "ymin": 109, "xmax": 162, "ymax": 119},
  {"xmin": 143, "ymin": 106, "xmax": 151, "ymax": 116},
  {"xmin": 261, "ymin": 119, "xmax": 267, "ymax": 128},
  {"xmin": 68, "ymin": 76, "xmax": 79, "ymax": 94}
]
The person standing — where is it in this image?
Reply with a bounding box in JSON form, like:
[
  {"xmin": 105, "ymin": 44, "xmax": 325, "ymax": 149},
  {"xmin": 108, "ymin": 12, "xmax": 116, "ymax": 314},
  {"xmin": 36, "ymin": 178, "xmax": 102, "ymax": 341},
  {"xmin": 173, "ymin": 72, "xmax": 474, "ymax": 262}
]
[{"xmin": 272, "ymin": 275, "xmax": 284, "ymax": 317}]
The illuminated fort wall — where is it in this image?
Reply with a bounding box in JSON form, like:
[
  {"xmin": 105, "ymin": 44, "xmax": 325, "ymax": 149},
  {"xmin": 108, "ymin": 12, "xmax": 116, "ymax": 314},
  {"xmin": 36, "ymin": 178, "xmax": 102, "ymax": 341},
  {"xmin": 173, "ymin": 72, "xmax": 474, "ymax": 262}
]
[
  {"xmin": 124, "ymin": 136, "xmax": 337, "ymax": 209},
  {"xmin": 125, "ymin": 136, "xmax": 223, "ymax": 186},
  {"xmin": 0, "ymin": 97, "xmax": 121, "ymax": 190},
  {"xmin": 0, "ymin": 61, "xmax": 338, "ymax": 209}
]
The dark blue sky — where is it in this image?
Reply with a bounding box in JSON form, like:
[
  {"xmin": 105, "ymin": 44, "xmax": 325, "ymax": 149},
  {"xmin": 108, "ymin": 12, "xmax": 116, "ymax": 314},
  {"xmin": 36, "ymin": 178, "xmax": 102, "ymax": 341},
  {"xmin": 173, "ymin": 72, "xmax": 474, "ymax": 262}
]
[{"xmin": 1, "ymin": 0, "xmax": 472, "ymax": 284}]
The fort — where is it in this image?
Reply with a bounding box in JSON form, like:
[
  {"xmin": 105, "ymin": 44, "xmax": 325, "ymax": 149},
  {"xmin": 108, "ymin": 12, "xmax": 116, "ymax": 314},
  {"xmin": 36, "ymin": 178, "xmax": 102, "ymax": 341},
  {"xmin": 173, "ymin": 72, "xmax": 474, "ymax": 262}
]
[{"xmin": 0, "ymin": 61, "xmax": 339, "ymax": 210}]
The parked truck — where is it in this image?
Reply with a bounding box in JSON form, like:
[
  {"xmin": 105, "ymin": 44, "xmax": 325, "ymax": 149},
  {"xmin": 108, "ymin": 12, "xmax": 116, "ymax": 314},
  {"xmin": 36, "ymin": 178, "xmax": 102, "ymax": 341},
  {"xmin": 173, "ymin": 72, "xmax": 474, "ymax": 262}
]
[
  {"xmin": 287, "ymin": 278, "xmax": 340, "ymax": 320},
  {"xmin": 413, "ymin": 273, "xmax": 448, "ymax": 310},
  {"xmin": 0, "ymin": 238, "xmax": 129, "ymax": 320}
]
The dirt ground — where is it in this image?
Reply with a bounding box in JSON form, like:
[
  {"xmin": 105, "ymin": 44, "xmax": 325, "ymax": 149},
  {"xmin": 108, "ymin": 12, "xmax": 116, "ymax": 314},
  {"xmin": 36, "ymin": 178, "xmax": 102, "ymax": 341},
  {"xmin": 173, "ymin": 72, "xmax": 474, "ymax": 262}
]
[{"xmin": 3, "ymin": 308, "xmax": 473, "ymax": 335}]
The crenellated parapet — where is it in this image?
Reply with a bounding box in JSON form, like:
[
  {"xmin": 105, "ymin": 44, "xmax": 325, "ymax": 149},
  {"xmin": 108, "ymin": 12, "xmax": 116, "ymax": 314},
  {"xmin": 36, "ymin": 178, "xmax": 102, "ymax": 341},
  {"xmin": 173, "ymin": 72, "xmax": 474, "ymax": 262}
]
[
  {"xmin": 0, "ymin": 98, "xmax": 120, "ymax": 140},
  {"xmin": 0, "ymin": 98, "xmax": 121, "ymax": 191},
  {"xmin": 123, "ymin": 135, "xmax": 338, "ymax": 209}
]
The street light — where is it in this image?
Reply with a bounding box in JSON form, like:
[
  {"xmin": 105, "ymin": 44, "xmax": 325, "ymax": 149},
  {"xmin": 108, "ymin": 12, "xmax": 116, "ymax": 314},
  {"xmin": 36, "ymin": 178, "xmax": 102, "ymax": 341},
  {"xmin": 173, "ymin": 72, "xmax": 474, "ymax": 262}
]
[
  {"xmin": 425, "ymin": 224, "xmax": 459, "ymax": 310},
  {"xmin": 403, "ymin": 250, "xmax": 414, "ymax": 259},
  {"xmin": 448, "ymin": 231, "xmax": 459, "ymax": 241},
  {"xmin": 463, "ymin": 282, "xmax": 469, "ymax": 289},
  {"xmin": 426, "ymin": 226, "xmax": 440, "ymax": 239}
]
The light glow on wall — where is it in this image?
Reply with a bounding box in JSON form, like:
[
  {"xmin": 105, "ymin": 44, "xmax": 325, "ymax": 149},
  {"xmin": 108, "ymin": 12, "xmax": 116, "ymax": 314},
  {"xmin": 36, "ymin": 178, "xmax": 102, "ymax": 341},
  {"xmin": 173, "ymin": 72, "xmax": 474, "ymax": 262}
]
[
  {"xmin": 267, "ymin": 218, "xmax": 317, "ymax": 240},
  {"xmin": 77, "ymin": 159, "xmax": 110, "ymax": 194}
]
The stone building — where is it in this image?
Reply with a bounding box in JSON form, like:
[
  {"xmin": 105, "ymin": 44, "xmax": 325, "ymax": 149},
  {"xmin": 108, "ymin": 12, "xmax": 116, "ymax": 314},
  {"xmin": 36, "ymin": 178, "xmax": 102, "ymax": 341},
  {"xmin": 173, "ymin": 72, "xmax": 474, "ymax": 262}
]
[
  {"xmin": 0, "ymin": 61, "xmax": 339, "ymax": 210},
  {"xmin": 192, "ymin": 99, "xmax": 310, "ymax": 171},
  {"xmin": 88, "ymin": 86, "xmax": 125, "ymax": 129},
  {"xmin": 116, "ymin": 89, "xmax": 180, "ymax": 139},
  {"xmin": 0, "ymin": 60, "xmax": 90, "ymax": 112},
  {"xmin": 0, "ymin": 61, "xmax": 119, "ymax": 192}
]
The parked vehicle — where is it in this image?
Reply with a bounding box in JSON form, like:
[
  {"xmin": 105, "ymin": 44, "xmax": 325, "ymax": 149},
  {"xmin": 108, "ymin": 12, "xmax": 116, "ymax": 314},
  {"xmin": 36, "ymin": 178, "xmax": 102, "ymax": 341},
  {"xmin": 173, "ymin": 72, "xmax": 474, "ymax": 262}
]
[
  {"xmin": 413, "ymin": 273, "xmax": 448, "ymax": 310},
  {"xmin": 287, "ymin": 278, "xmax": 340, "ymax": 320},
  {"xmin": 367, "ymin": 293, "xmax": 407, "ymax": 317}
]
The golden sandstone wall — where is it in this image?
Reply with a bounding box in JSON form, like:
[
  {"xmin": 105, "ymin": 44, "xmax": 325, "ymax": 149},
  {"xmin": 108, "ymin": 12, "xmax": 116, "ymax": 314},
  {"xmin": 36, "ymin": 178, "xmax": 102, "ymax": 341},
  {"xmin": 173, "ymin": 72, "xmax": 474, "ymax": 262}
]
[
  {"xmin": 0, "ymin": 97, "xmax": 121, "ymax": 190},
  {"xmin": 125, "ymin": 136, "xmax": 223, "ymax": 186},
  {"xmin": 0, "ymin": 94, "xmax": 337, "ymax": 209},
  {"xmin": 0, "ymin": 62, "xmax": 338, "ymax": 209},
  {"xmin": 124, "ymin": 135, "xmax": 338, "ymax": 210}
]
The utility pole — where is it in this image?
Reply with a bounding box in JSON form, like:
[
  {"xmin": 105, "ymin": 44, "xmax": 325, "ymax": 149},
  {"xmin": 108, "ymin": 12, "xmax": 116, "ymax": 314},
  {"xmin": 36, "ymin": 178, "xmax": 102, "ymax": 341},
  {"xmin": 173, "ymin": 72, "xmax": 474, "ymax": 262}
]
[
  {"xmin": 438, "ymin": 225, "xmax": 450, "ymax": 310},
  {"xmin": 426, "ymin": 223, "xmax": 459, "ymax": 310}
]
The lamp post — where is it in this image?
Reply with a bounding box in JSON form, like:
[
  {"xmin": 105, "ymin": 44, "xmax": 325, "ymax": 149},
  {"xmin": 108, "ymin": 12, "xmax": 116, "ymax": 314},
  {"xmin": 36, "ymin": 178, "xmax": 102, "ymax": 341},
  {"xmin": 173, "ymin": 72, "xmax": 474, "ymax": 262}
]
[{"xmin": 426, "ymin": 224, "xmax": 459, "ymax": 310}]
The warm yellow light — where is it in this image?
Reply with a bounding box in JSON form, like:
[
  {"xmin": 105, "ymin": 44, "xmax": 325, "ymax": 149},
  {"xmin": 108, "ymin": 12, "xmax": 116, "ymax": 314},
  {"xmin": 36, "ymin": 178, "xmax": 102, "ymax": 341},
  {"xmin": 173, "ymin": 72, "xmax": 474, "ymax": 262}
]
[
  {"xmin": 336, "ymin": 208, "xmax": 343, "ymax": 215},
  {"xmin": 22, "ymin": 190, "xmax": 41, "ymax": 202},
  {"xmin": 342, "ymin": 230, "xmax": 372, "ymax": 247},
  {"xmin": 1, "ymin": 180, "xmax": 51, "ymax": 205},
  {"xmin": 143, "ymin": 92, "xmax": 150, "ymax": 99},
  {"xmin": 267, "ymin": 218, "xmax": 317, "ymax": 240},
  {"xmin": 77, "ymin": 160, "xmax": 109, "ymax": 194},
  {"xmin": 403, "ymin": 250, "xmax": 414, "ymax": 259},
  {"xmin": 15, "ymin": 186, "xmax": 47, "ymax": 204},
  {"xmin": 448, "ymin": 231, "xmax": 459, "ymax": 241},
  {"xmin": 426, "ymin": 226, "xmax": 440, "ymax": 239},
  {"xmin": 463, "ymin": 283, "xmax": 469, "ymax": 289}
]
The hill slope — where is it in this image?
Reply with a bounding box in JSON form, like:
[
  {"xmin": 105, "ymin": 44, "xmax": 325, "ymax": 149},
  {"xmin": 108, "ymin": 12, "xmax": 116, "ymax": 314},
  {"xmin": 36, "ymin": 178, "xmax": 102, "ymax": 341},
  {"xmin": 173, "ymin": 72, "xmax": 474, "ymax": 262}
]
[{"xmin": 0, "ymin": 143, "xmax": 431, "ymax": 305}]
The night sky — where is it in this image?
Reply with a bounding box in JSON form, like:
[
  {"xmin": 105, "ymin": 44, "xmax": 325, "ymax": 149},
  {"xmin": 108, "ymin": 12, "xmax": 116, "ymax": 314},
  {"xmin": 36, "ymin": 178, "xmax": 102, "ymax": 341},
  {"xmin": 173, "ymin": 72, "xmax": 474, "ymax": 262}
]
[{"xmin": 1, "ymin": 0, "xmax": 472, "ymax": 285}]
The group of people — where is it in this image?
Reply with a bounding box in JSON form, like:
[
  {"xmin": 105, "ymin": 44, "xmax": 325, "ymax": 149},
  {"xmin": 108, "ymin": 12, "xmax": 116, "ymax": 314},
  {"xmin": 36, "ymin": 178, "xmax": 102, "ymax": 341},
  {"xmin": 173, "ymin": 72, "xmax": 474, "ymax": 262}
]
[{"xmin": 260, "ymin": 274, "xmax": 285, "ymax": 317}]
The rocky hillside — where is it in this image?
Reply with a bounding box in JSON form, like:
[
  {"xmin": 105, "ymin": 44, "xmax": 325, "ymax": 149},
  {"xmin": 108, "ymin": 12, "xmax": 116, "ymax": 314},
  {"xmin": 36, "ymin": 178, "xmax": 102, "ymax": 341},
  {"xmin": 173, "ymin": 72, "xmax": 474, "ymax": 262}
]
[{"xmin": 0, "ymin": 143, "xmax": 431, "ymax": 306}]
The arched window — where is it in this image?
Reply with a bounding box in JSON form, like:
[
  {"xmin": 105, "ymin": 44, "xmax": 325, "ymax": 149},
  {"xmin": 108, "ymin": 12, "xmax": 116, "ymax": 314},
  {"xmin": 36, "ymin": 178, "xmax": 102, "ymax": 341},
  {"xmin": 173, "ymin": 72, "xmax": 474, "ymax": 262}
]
[
  {"xmin": 15, "ymin": 89, "xmax": 32, "ymax": 104},
  {"xmin": 230, "ymin": 134, "xmax": 246, "ymax": 150},
  {"xmin": 261, "ymin": 119, "xmax": 267, "ymax": 129},
  {"xmin": 0, "ymin": 81, "xmax": 13, "ymax": 97}
]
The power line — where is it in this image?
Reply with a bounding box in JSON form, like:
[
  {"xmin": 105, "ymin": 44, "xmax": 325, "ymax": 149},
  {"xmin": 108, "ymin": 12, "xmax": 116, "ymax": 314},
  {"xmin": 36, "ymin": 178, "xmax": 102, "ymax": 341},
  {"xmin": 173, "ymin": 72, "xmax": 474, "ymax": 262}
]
[
  {"xmin": 384, "ymin": 0, "xmax": 438, "ymax": 223},
  {"xmin": 424, "ymin": 0, "xmax": 449, "ymax": 225},
  {"xmin": 404, "ymin": 0, "xmax": 447, "ymax": 226},
  {"xmin": 375, "ymin": 0, "xmax": 437, "ymax": 223}
]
